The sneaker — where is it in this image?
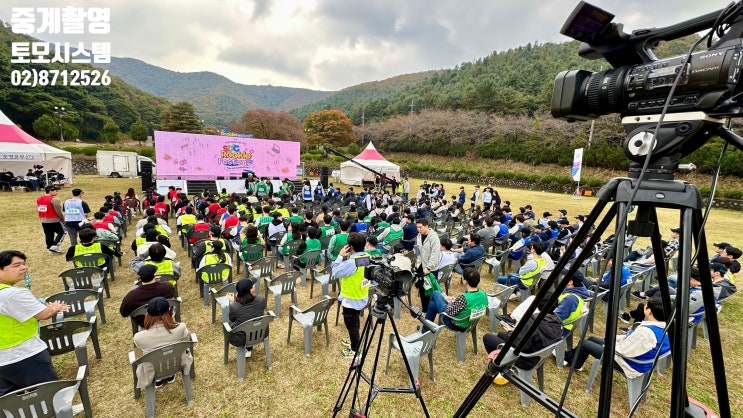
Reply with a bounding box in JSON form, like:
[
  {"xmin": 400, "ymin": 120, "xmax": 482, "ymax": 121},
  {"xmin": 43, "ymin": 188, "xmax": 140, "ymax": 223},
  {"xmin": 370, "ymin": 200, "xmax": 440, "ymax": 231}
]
[
  {"xmin": 341, "ymin": 338, "xmax": 352, "ymax": 348},
  {"xmin": 500, "ymin": 320, "xmax": 515, "ymax": 332},
  {"xmin": 154, "ymin": 379, "xmax": 165, "ymax": 388},
  {"xmin": 245, "ymin": 349, "xmax": 252, "ymax": 358},
  {"xmin": 48, "ymin": 245, "xmax": 63, "ymax": 254},
  {"xmin": 631, "ymin": 290, "xmax": 645, "ymax": 299},
  {"xmin": 563, "ymin": 361, "xmax": 584, "ymax": 371},
  {"xmin": 508, "ymin": 293, "xmax": 519, "ymax": 301},
  {"xmin": 618, "ymin": 312, "xmax": 631, "ymax": 324},
  {"xmin": 341, "ymin": 347, "xmax": 356, "ymax": 359},
  {"xmin": 165, "ymin": 375, "xmax": 176, "ymax": 384}
]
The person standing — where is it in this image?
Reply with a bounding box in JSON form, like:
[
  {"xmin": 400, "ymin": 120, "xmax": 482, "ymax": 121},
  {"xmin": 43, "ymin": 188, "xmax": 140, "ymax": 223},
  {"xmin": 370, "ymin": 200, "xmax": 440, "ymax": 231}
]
[
  {"xmin": 332, "ymin": 233, "xmax": 371, "ymax": 359},
  {"xmin": 37, "ymin": 185, "xmax": 66, "ymax": 254},
  {"xmin": 402, "ymin": 178, "xmax": 410, "ymax": 202},
  {"xmin": 0, "ymin": 250, "xmax": 70, "ymax": 395},
  {"xmin": 63, "ymin": 188, "xmax": 91, "ymax": 247},
  {"xmin": 415, "ymin": 219, "xmax": 441, "ymax": 312}
]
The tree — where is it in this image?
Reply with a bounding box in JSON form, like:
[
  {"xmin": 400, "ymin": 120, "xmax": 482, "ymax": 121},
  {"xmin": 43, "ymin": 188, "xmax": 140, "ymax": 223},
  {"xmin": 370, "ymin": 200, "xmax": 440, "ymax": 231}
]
[
  {"xmin": 227, "ymin": 109, "xmax": 306, "ymax": 145},
  {"xmin": 32, "ymin": 114, "xmax": 57, "ymax": 140},
  {"xmin": 303, "ymin": 110, "xmax": 356, "ymax": 147},
  {"xmin": 160, "ymin": 101, "xmax": 202, "ymax": 133},
  {"xmin": 130, "ymin": 119, "xmax": 148, "ymax": 145},
  {"xmin": 100, "ymin": 118, "xmax": 120, "ymax": 144}
]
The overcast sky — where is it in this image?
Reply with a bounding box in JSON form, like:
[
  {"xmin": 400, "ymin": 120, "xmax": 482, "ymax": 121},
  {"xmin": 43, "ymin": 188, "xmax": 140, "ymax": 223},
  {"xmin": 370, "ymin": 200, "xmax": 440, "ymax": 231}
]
[{"xmin": 3, "ymin": 0, "xmax": 728, "ymax": 91}]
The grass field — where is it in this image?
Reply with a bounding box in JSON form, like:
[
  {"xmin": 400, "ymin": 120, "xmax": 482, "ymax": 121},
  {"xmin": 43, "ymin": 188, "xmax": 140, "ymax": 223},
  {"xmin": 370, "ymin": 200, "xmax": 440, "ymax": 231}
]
[{"xmin": 4, "ymin": 175, "xmax": 742, "ymax": 418}]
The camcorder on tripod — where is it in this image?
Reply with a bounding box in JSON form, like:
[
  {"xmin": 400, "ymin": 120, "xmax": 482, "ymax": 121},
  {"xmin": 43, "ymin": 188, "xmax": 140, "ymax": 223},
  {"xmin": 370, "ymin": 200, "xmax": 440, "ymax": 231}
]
[
  {"xmin": 333, "ymin": 254, "xmax": 435, "ymax": 418},
  {"xmin": 456, "ymin": 2, "xmax": 742, "ymax": 417}
]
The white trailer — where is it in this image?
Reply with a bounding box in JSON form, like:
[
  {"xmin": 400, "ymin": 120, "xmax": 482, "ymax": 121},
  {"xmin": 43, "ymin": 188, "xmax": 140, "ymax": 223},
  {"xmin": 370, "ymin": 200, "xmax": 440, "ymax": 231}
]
[{"xmin": 96, "ymin": 150, "xmax": 154, "ymax": 177}]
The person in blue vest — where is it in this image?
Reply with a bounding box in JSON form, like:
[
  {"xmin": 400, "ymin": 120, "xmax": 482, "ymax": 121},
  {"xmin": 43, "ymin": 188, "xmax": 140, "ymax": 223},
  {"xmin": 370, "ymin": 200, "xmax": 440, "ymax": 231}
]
[
  {"xmin": 566, "ymin": 295, "xmax": 670, "ymax": 377},
  {"xmin": 301, "ymin": 180, "xmax": 313, "ymax": 204},
  {"xmin": 0, "ymin": 250, "xmax": 70, "ymax": 396},
  {"xmin": 332, "ymin": 233, "xmax": 371, "ymax": 359}
]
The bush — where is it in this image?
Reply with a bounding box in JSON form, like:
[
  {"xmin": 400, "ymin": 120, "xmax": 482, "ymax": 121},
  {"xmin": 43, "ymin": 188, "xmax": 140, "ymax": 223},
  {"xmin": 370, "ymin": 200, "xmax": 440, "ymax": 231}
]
[
  {"xmin": 139, "ymin": 148, "xmax": 155, "ymax": 159},
  {"xmin": 724, "ymin": 189, "xmax": 743, "ymax": 200},
  {"xmin": 77, "ymin": 146, "xmax": 99, "ymax": 156}
]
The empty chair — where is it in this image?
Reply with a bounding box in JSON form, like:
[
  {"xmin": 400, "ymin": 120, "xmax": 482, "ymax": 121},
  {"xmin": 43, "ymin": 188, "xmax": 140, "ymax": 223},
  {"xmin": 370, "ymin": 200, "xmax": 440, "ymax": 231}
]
[
  {"xmin": 223, "ymin": 312, "xmax": 277, "ymax": 381},
  {"xmin": 210, "ymin": 282, "xmax": 238, "ymax": 324},
  {"xmin": 384, "ymin": 319, "xmax": 444, "ymax": 386},
  {"xmin": 437, "ymin": 264, "xmax": 455, "ymax": 295},
  {"xmin": 513, "ymin": 340, "xmax": 564, "ymax": 406},
  {"xmin": 287, "ymin": 296, "xmax": 336, "ymax": 357},
  {"xmin": 128, "ymin": 298, "xmax": 183, "ymax": 336},
  {"xmin": 264, "ymin": 271, "xmax": 300, "ymax": 317},
  {"xmin": 39, "ymin": 316, "xmax": 102, "ymax": 368},
  {"xmin": 484, "ymin": 254, "xmax": 501, "ymax": 277},
  {"xmin": 309, "ymin": 264, "xmax": 338, "ymax": 299},
  {"xmin": 0, "ymin": 365, "xmax": 91, "ymax": 418},
  {"xmin": 59, "ymin": 266, "xmax": 110, "ymax": 299},
  {"xmin": 45, "ymin": 288, "xmax": 106, "ymax": 324},
  {"xmin": 244, "ymin": 256, "xmax": 275, "ymax": 295},
  {"xmin": 129, "ymin": 334, "xmax": 197, "ymax": 418},
  {"xmin": 439, "ymin": 308, "xmax": 486, "ymax": 364},
  {"xmin": 292, "ymin": 249, "xmax": 323, "ymax": 287},
  {"xmin": 195, "ymin": 263, "xmax": 233, "ymax": 306},
  {"xmin": 486, "ymin": 285, "xmax": 517, "ymax": 333}
]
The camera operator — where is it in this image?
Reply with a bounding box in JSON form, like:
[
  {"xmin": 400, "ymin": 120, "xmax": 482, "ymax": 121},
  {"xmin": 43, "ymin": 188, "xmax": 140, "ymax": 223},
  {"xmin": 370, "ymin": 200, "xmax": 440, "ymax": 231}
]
[{"xmin": 332, "ymin": 233, "xmax": 372, "ymax": 359}]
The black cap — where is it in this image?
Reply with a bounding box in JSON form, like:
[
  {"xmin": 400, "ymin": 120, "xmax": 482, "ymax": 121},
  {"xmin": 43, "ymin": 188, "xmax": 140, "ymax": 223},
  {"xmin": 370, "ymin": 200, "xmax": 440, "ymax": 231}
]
[
  {"xmin": 210, "ymin": 225, "xmax": 222, "ymax": 236},
  {"xmin": 137, "ymin": 265, "xmax": 158, "ymax": 283},
  {"xmin": 709, "ymin": 262, "xmax": 728, "ymax": 275},
  {"xmin": 543, "ymin": 212, "xmax": 552, "ymax": 217},
  {"xmin": 670, "ymin": 228, "xmax": 681, "ymax": 234},
  {"xmin": 235, "ymin": 278, "xmax": 254, "ymax": 295},
  {"xmin": 574, "ymin": 215, "xmax": 585, "ymax": 221},
  {"xmin": 558, "ymin": 219, "xmax": 570, "ymax": 225},
  {"xmin": 714, "ymin": 242, "xmax": 731, "ymax": 249},
  {"xmin": 558, "ymin": 209, "xmax": 567, "ymax": 215},
  {"xmin": 534, "ymin": 223, "xmax": 546, "ymax": 229},
  {"xmin": 45, "ymin": 185, "xmax": 59, "ymax": 192},
  {"xmin": 147, "ymin": 297, "xmax": 170, "ymax": 316}
]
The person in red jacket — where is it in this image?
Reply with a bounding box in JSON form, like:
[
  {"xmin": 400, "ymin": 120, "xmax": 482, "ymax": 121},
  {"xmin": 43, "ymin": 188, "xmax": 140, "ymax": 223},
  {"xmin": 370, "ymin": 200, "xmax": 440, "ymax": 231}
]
[{"xmin": 37, "ymin": 185, "xmax": 66, "ymax": 254}]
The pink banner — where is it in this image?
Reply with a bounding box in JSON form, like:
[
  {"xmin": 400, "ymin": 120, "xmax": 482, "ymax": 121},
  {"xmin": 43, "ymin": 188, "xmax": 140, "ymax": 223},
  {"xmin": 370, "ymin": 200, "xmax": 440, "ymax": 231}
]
[{"xmin": 154, "ymin": 131, "xmax": 300, "ymax": 180}]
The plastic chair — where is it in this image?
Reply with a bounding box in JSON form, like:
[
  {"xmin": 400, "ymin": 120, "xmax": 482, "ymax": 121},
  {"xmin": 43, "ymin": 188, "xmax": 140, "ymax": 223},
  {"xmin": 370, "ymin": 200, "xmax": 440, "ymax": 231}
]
[
  {"xmin": 392, "ymin": 271, "xmax": 415, "ymax": 320},
  {"xmin": 437, "ymin": 264, "xmax": 455, "ymax": 295},
  {"xmin": 237, "ymin": 243, "xmax": 264, "ymax": 277},
  {"xmin": 555, "ymin": 309, "xmax": 590, "ymax": 369},
  {"xmin": 384, "ymin": 319, "xmax": 444, "ymax": 386},
  {"xmin": 440, "ymin": 307, "xmax": 486, "ymax": 364},
  {"xmin": 0, "ymin": 365, "xmax": 91, "ymax": 418},
  {"xmin": 244, "ymin": 256, "xmax": 275, "ymax": 295},
  {"xmin": 133, "ymin": 274, "xmax": 179, "ymax": 297},
  {"xmin": 70, "ymin": 253, "xmax": 113, "ymax": 282},
  {"xmin": 45, "ymin": 288, "xmax": 106, "ymax": 324},
  {"xmin": 264, "ymin": 271, "xmax": 300, "ymax": 317},
  {"xmin": 223, "ymin": 312, "xmax": 277, "ymax": 381},
  {"xmin": 128, "ymin": 334, "xmax": 197, "ymax": 418},
  {"xmin": 281, "ymin": 240, "xmax": 303, "ymax": 271},
  {"xmin": 39, "ymin": 316, "xmax": 102, "ymax": 368},
  {"xmin": 512, "ymin": 340, "xmax": 564, "ymax": 406},
  {"xmin": 484, "ymin": 254, "xmax": 502, "ymax": 277},
  {"xmin": 98, "ymin": 239, "xmax": 122, "ymax": 267},
  {"xmin": 59, "ymin": 266, "xmax": 110, "ymax": 299},
  {"xmin": 585, "ymin": 350, "xmax": 671, "ymax": 409},
  {"xmin": 195, "ymin": 263, "xmax": 233, "ymax": 306},
  {"xmin": 208, "ymin": 282, "xmax": 238, "ymax": 324},
  {"xmin": 292, "ymin": 249, "xmax": 323, "ymax": 287},
  {"xmin": 458, "ymin": 257, "xmax": 484, "ymax": 274},
  {"xmin": 487, "ymin": 285, "xmax": 517, "ymax": 332},
  {"xmin": 129, "ymin": 298, "xmax": 182, "ymax": 335},
  {"xmin": 287, "ymin": 296, "xmax": 336, "ymax": 357},
  {"xmin": 309, "ymin": 264, "xmax": 338, "ymax": 299}
]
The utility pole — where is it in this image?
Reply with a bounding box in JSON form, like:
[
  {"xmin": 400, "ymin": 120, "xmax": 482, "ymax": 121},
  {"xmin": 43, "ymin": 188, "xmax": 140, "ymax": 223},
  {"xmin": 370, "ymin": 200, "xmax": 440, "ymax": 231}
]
[{"xmin": 361, "ymin": 107, "xmax": 365, "ymax": 145}]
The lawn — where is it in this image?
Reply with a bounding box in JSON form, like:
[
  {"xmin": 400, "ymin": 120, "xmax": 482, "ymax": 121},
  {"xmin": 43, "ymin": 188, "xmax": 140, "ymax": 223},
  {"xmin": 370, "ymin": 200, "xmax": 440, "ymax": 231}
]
[{"xmin": 4, "ymin": 174, "xmax": 741, "ymax": 418}]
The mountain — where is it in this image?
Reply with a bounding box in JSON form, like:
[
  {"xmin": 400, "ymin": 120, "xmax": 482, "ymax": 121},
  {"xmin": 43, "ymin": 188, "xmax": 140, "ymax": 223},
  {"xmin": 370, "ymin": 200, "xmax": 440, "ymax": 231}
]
[{"xmin": 95, "ymin": 57, "xmax": 331, "ymax": 127}]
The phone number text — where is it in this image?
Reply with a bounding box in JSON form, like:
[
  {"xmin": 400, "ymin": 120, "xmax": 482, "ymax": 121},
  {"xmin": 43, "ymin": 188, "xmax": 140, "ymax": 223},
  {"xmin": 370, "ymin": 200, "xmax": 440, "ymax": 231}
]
[{"xmin": 10, "ymin": 69, "xmax": 111, "ymax": 87}]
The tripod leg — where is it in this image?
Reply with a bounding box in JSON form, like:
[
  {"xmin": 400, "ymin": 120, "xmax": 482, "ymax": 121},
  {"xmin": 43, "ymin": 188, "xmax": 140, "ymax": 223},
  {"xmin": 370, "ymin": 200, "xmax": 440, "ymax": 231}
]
[
  {"xmin": 333, "ymin": 311, "xmax": 376, "ymax": 417},
  {"xmin": 387, "ymin": 314, "xmax": 430, "ymax": 417}
]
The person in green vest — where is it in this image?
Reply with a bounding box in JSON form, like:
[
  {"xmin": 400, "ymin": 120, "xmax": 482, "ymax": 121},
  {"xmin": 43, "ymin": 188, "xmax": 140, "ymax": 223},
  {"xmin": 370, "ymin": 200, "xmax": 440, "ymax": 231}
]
[
  {"xmin": 288, "ymin": 207, "xmax": 304, "ymax": 225},
  {"xmin": 280, "ymin": 178, "xmax": 294, "ymax": 197},
  {"xmin": 376, "ymin": 217, "xmax": 403, "ymax": 254},
  {"xmin": 424, "ymin": 266, "xmax": 488, "ymax": 332},
  {"xmin": 256, "ymin": 178, "xmax": 270, "ymax": 198},
  {"xmin": 327, "ymin": 221, "xmax": 350, "ymax": 262},
  {"xmin": 293, "ymin": 226, "xmax": 322, "ymax": 269},
  {"xmin": 320, "ymin": 215, "xmax": 336, "ymax": 237},
  {"xmin": 364, "ymin": 236, "xmax": 382, "ymax": 257},
  {"xmin": 244, "ymin": 173, "xmax": 258, "ymax": 195},
  {"xmin": 0, "ymin": 250, "xmax": 70, "ymax": 395},
  {"xmin": 278, "ymin": 222, "xmax": 306, "ymax": 268},
  {"xmin": 332, "ymin": 233, "xmax": 371, "ymax": 359},
  {"xmin": 218, "ymin": 188, "xmax": 230, "ymax": 201}
]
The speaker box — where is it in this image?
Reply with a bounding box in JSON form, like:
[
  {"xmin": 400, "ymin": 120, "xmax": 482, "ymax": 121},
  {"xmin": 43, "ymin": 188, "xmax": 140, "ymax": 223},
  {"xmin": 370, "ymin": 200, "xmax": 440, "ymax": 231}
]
[
  {"xmin": 141, "ymin": 173, "xmax": 153, "ymax": 191},
  {"xmin": 320, "ymin": 166, "xmax": 329, "ymax": 189},
  {"xmin": 140, "ymin": 160, "xmax": 153, "ymax": 174}
]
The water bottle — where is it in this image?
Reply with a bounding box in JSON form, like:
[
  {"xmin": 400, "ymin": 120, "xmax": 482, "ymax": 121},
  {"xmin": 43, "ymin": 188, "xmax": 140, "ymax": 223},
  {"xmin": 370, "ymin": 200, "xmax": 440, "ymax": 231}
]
[{"xmin": 24, "ymin": 272, "xmax": 32, "ymax": 289}]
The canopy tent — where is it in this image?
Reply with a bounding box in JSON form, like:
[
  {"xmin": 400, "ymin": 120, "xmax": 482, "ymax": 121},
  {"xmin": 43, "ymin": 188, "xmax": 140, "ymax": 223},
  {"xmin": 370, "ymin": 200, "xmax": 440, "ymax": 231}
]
[
  {"xmin": 0, "ymin": 109, "xmax": 73, "ymax": 184},
  {"xmin": 339, "ymin": 142, "xmax": 400, "ymax": 186}
]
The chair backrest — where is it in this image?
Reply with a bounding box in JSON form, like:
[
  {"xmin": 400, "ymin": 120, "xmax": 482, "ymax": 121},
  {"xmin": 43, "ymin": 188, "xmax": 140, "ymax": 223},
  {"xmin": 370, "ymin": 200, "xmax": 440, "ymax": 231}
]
[
  {"xmin": 130, "ymin": 298, "xmax": 182, "ymax": 335},
  {"xmin": 59, "ymin": 267, "xmax": 106, "ymax": 291},
  {"xmin": 516, "ymin": 340, "xmax": 563, "ymax": 371},
  {"xmin": 197, "ymin": 263, "xmax": 233, "ymax": 284},
  {"xmin": 0, "ymin": 366, "xmax": 87, "ymax": 418},
  {"xmin": 407, "ymin": 321, "xmax": 444, "ymax": 356},
  {"xmin": 438, "ymin": 263, "xmax": 455, "ymax": 283},
  {"xmin": 130, "ymin": 337, "xmax": 196, "ymax": 383},
  {"xmin": 250, "ymin": 257, "xmax": 275, "ymax": 278},
  {"xmin": 489, "ymin": 285, "xmax": 517, "ymax": 307},
  {"xmin": 240, "ymin": 243, "xmax": 264, "ymax": 263},
  {"xmin": 269, "ymin": 271, "xmax": 301, "ymax": 295},
  {"xmin": 45, "ymin": 289, "xmax": 101, "ymax": 319},
  {"xmin": 300, "ymin": 296, "xmax": 336, "ymax": 326},
  {"xmin": 226, "ymin": 313, "xmax": 276, "ymax": 347},
  {"xmin": 39, "ymin": 317, "xmax": 95, "ymax": 357},
  {"xmin": 283, "ymin": 240, "xmax": 303, "ymax": 256},
  {"xmin": 319, "ymin": 235, "xmax": 333, "ymax": 250},
  {"xmin": 192, "ymin": 230, "xmax": 210, "ymax": 242},
  {"xmin": 460, "ymin": 257, "xmax": 485, "ymax": 272},
  {"xmin": 300, "ymin": 250, "xmax": 323, "ymax": 268},
  {"xmin": 71, "ymin": 253, "xmax": 107, "ymax": 268}
]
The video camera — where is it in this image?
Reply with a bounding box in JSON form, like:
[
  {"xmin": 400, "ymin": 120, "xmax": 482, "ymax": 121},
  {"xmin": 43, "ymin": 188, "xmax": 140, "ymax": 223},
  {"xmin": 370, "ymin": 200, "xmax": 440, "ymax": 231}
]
[
  {"xmin": 551, "ymin": 1, "xmax": 743, "ymax": 122},
  {"xmin": 359, "ymin": 255, "xmax": 411, "ymax": 298}
]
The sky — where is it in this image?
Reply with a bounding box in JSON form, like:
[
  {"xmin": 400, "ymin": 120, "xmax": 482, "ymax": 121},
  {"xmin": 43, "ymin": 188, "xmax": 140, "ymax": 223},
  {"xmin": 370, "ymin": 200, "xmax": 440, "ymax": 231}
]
[{"xmin": 2, "ymin": 0, "xmax": 729, "ymax": 91}]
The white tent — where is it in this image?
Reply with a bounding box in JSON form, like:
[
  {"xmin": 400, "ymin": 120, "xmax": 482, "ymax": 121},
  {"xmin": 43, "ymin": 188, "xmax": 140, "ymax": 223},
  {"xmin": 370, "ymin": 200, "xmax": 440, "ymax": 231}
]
[
  {"xmin": 339, "ymin": 142, "xmax": 400, "ymax": 186},
  {"xmin": 0, "ymin": 109, "xmax": 73, "ymax": 184}
]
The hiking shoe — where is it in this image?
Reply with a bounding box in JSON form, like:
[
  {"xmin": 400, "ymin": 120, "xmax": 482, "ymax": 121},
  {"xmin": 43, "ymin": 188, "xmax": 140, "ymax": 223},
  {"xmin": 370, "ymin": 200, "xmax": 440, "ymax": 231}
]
[
  {"xmin": 341, "ymin": 347, "xmax": 356, "ymax": 359},
  {"xmin": 341, "ymin": 338, "xmax": 352, "ymax": 348},
  {"xmin": 618, "ymin": 312, "xmax": 631, "ymax": 324}
]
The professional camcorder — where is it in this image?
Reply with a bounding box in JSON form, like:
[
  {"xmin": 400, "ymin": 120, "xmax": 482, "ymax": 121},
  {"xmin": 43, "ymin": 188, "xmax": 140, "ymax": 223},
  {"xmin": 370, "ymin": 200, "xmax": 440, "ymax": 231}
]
[
  {"xmin": 552, "ymin": 1, "xmax": 743, "ymax": 122},
  {"xmin": 360, "ymin": 255, "xmax": 411, "ymax": 298}
]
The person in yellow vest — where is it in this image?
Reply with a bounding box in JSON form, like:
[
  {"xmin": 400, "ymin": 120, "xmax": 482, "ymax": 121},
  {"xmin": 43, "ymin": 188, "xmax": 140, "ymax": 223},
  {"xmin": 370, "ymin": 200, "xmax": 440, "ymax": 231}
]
[
  {"xmin": 64, "ymin": 227, "xmax": 117, "ymax": 266},
  {"xmin": 424, "ymin": 266, "xmax": 488, "ymax": 332},
  {"xmin": 332, "ymin": 233, "xmax": 371, "ymax": 359},
  {"xmin": 130, "ymin": 243, "xmax": 181, "ymax": 283},
  {"xmin": 496, "ymin": 242, "xmax": 546, "ymax": 290},
  {"xmin": 0, "ymin": 250, "xmax": 70, "ymax": 395},
  {"xmin": 554, "ymin": 272, "xmax": 590, "ymax": 337},
  {"xmin": 198, "ymin": 240, "xmax": 232, "ymax": 281}
]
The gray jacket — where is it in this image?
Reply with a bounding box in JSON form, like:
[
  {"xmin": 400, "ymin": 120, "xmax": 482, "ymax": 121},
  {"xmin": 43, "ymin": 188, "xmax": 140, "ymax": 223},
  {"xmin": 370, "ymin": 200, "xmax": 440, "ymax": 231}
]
[{"xmin": 417, "ymin": 232, "xmax": 441, "ymax": 272}]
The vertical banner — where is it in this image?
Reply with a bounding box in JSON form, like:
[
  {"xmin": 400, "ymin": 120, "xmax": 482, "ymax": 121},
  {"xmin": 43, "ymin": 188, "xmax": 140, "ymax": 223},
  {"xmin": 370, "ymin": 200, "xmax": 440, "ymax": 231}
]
[{"xmin": 572, "ymin": 148, "xmax": 583, "ymax": 182}]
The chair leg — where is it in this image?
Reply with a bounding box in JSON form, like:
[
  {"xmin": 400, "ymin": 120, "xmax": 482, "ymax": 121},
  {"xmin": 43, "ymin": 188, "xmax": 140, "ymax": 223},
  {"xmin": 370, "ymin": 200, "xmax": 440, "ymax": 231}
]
[
  {"xmin": 203, "ymin": 284, "xmax": 210, "ymax": 307},
  {"xmin": 384, "ymin": 334, "xmax": 394, "ymax": 374},
  {"xmin": 518, "ymin": 368, "xmax": 534, "ymax": 406},
  {"xmin": 455, "ymin": 333, "xmax": 466, "ymax": 364},
  {"xmin": 182, "ymin": 372, "xmax": 194, "ymax": 405},
  {"xmin": 236, "ymin": 346, "xmax": 246, "ymax": 381},
  {"xmin": 585, "ymin": 358, "xmax": 601, "ymax": 393},
  {"xmin": 97, "ymin": 300, "xmax": 106, "ymax": 324},
  {"xmin": 274, "ymin": 294, "xmax": 281, "ymax": 318},
  {"xmin": 91, "ymin": 324, "xmax": 101, "ymax": 359},
  {"xmin": 428, "ymin": 351, "xmax": 436, "ymax": 382},
  {"xmin": 303, "ymin": 326, "xmax": 312, "ymax": 357},
  {"xmin": 407, "ymin": 355, "xmax": 421, "ymax": 388},
  {"xmin": 324, "ymin": 320, "xmax": 330, "ymax": 348},
  {"xmin": 555, "ymin": 340, "xmax": 566, "ymax": 369},
  {"xmin": 470, "ymin": 328, "xmax": 478, "ymax": 355},
  {"xmin": 144, "ymin": 385, "xmax": 156, "ymax": 418},
  {"xmin": 264, "ymin": 338, "xmax": 272, "ymax": 371}
]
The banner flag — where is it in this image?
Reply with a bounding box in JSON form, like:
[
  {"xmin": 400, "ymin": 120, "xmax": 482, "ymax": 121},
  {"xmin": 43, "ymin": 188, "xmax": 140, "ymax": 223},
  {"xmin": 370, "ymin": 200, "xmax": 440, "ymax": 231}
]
[{"xmin": 572, "ymin": 148, "xmax": 583, "ymax": 182}]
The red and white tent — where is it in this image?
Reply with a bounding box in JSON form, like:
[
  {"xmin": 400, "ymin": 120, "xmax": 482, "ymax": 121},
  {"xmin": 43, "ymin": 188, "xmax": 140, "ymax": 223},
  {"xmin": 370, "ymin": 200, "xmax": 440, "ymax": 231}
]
[
  {"xmin": 339, "ymin": 142, "xmax": 400, "ymax": 186},
  {"xmin": 0, "ymin": 109, "xmax": 73, "ymax": 183}
]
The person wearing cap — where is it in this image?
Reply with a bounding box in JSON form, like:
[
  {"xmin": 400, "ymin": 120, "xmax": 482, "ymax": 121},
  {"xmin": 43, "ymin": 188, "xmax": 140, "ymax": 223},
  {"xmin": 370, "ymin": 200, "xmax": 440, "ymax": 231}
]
[
  {"xmin": 573, "ymin": 215, "xmax": 586, "ymax": 231},
  {"xmin": 133, "ymin": 297, "xmax": 191, "ymax": 387},
  {"xmin": 0, "ymin": 250, "xmax": 71, "ymax": 396},
  {"xmin": 711, "ymin": 242, "xmax": 731, "ymax": 263},
  {"xmin": 721, "ymin": 246, "xmax": 742, "ymax": 278},
  {"xmin": 62, "ymin": 188, "xmax": 91, "ymax": 246},
  {"xmin": 624, "ymin": 267, "xmax": 707, "ymax": 324},
  {"xmin": 532, "ymin": 223, "xmax": 551, "ymax": 242},
  {"xmin": 37, "ymin": 185, "xmax": 66, "ymax": 254},
  {"xmin": 556, "ymin": 209, "xmax": 568, "ymax": 224},
  {"xmin": 710, "ymin": 262, "xmax": 737, "ymax": 300},
  {"xmin": 226, "ymin": 279, "xmax": 267, "ymax": 357},
  {"xmin": 120, "ymin": 265, "xmax": 177, "ymax": 326}
]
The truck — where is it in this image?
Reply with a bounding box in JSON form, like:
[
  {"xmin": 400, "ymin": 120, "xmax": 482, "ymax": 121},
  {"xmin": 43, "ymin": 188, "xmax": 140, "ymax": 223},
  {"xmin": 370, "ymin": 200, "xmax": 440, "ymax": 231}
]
[{"xmin": 96, "ymin": 150, "xmax": 155, "ymax": 178}]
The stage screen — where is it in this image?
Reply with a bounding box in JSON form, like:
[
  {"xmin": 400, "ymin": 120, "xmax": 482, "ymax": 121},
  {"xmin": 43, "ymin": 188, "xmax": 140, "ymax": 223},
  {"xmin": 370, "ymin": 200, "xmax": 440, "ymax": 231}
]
[{"xmin": 154, "ymin": 131, "xmax": 301, "ymax": 180}]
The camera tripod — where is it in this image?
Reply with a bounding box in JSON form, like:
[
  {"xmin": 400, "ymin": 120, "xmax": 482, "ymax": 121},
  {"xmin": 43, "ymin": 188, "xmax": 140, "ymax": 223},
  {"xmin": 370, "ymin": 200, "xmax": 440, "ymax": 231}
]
[
  {"xmin": 453, "ymin": 171, "xmax": 730, "ymax": 417},
  {"xmin": 333, "ymin": 293, "xmax": 430, "ymax": 418}
]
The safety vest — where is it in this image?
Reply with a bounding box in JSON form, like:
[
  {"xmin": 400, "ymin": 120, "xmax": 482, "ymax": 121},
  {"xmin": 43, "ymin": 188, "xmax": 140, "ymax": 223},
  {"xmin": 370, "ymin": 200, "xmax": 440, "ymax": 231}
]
[
  {"xmin": 179, "ymin": 214, "xmax": 196, "ymax": 226},
  {"xmin": 557, "ymin": 292, "xmax": 584, "ymax": 330},
  {"xmin": 315, "ymin": 187, "xmax": 324, "ymax": 197},
  {"xmin": 155, "ymin": 225, "xmax": 169, "ymax": 237},
  {"xmin": 0, "ymin": 284, "xmax": 39, "ymax": 350},
  {"xmin": 300, "ymin": 239, "xmax": 322, "ymax": 264},
  {"xmin": 73, "ymin": 243, "xmax": 106, "ymax": 266},
  {"xmin": 134, "ymin": 236, "xmax": 148, "ymax": 249},
  {"xmin": 329, "ymin": 234, "xmax": 348, "ymax": 259},
  {"xmin": 37, "ymin": 195, "xmax": 58, "ymax": 219},
  {"xmin": 256, "ymin": 183, "xmax": 269, "ymax": 197},
  {"xmin": 452, "ymin": 290, "xmax": 488, "ymax": 329},
  {"xmin": 200, "ymin": 254, "xmax": 230, "ymax": 281},
  {"xmin": 320, "ymin": 225, "xmax": 335, "ymax": 237},
  {"xmin": 219, "ymin": 192, "xmax": 229, "ymax": 201},
  {"xmin": 519, "ymin": 256, "xmax": 545, "ymax": 287},
  {"xmin": 624, "ymin": 325, "xmax": 671, "ymax": 373},
  {"xmin": 383, "ymin": 228, "xmax": 403, "ymax": 245},
  {"xmin": 64, "ymin": 198, "xmax": 86, "ymax": 222},
  {"xmin": 340, "ymin": 254, "xmax": 370, "ymax": 301},
  {"xmin": 145, "ymin": 259, "xmax": 178, "ymax": 286}
]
